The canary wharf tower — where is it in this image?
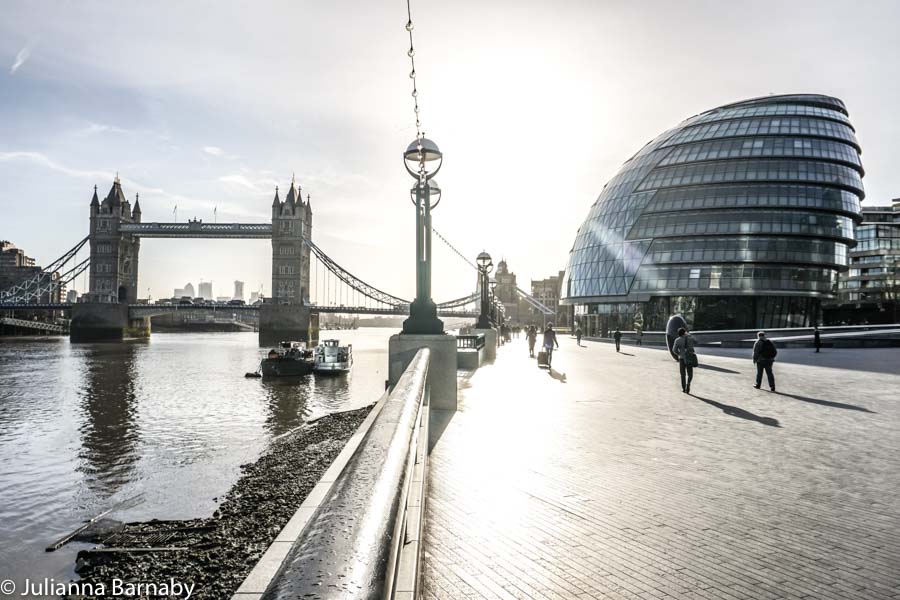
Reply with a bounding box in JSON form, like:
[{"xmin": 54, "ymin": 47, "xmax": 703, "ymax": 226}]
[{"xmin": 561, "ymin": 94, "xmax": 864, "ymax": 333}]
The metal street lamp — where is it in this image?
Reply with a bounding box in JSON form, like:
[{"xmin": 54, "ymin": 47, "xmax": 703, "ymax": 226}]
[
  {"xmin": 402, "ymin": 137, "xmax": 444, "ymax": 334},
  {"xmin": 489, "ymin": 278, "xmax": 499, "ymax": 326},
  {"xmin": 475, "ymin": 251, "xmax": 493, "ymax": 329}
]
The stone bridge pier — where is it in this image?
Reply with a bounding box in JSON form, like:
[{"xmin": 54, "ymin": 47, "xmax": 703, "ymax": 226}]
[{"xmin": 70, "ymin": 302, "xmax": 150, "ymax": 342}]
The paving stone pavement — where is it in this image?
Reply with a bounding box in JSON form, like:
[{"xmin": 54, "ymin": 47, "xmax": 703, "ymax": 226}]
[{"xmin": 422, "ymin": 339, "xmax": 900, "ymax": 600}]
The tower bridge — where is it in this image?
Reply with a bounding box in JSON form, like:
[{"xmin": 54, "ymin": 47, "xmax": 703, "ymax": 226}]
[{"xmin": 1, "ymin": 177, "xmax": 480, "ymax": 343}]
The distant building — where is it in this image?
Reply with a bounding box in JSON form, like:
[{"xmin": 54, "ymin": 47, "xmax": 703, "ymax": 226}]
[
  {"xmin": 1, "ymin": 241, "xmax": 35, "ymax": 269},
  {"xmin": 199, "ymin": 281, "xmax": 213, "ymax": 300},
  {"xmin": 66, "ymin": 289, "xmax": 78, "ymax": 303},
  {"xmin": 492, "ymin": 259, "xmax": 530, "ymax": 324},
  {"xmin": 233, "ymin": 280, "xmax": 245, "ymax": 301},
  {"xmin": 249, "ymin": 291, "xmax": 260, "ymax": 304},
  {"xmin": 829, "ymin": 202, "xmax": 900, "ymax": 324},
  {"xmin": 184, "ymin": 282, "xmax": 195, "ymax": 298},
  {"xmin": 174, "ymin": 288, "xmax": 186, "ymax": 298},
  {"xmin": 216, "ymin": 296, "xmax": 231, "ymax": 303},
  {"xmin": 0, "ymin": 240, "xmax": 63, "ymax": 304},
  {"xmin": 530, "ymin": 271, "xmax": 571, "ymax": 328}
]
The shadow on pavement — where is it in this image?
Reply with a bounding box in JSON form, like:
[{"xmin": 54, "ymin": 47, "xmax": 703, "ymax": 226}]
[
  {"xmin": 429, "ymin": 409, "xmax": 456, "ymax": 452},
  {"xmin": 696, "ymin": 364, "xmax": 741, "ymax": 374},
  {"xmin": 772, "ymin": 391, "xmax": 874, "ymax": 413},
  {"xmin": 548, "ymin": 369, "xmax": 567, "ymax": 383},
  {"xmin": 691, "ymin": 394, "xmax": 781, "ymax": 427},
  {"xmin": 619, "ymin": 352, "xmax": 635, "ymax": 356}
]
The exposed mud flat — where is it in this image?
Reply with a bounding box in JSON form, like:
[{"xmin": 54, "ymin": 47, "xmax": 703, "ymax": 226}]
[{"xmin": 68, "ymin": 406, "xmax": 371, "ymax": 599}]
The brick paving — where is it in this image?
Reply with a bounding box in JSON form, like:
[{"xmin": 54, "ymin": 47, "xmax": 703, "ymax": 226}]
[{"xmin": 422, "ymin": 340, "xmax": 900, "ymax": 599}]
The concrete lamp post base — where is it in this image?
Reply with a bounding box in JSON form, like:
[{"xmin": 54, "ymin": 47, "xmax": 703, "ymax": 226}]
[
  {"xmin": 473, "ymin": 328, "xmax": 498, "ymax": 362},
  {"xmin": 388, "ymin": 333, "xmax": 457, "ymax": 411}
]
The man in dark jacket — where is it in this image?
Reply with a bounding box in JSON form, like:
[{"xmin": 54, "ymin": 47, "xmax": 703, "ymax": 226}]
[
  {"xmin": 814, "ymin": 326, "xmax": 822, "ymax": 353},
  {"xmin": 752, "ymin": 331, "xmax": 777, "ymax": 391},
  {"xmin": 613, "ymin": 328, "xmax": 622, "ymax": 352}
]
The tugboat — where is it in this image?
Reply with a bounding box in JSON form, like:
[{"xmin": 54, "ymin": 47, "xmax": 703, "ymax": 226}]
[
  {"xmin": 313, "ymin": 339, "xmax": 353, "ymax": 374},
  {"xmin": 260, "ymin": 341, "xmax": 315, "ymax": 377}
]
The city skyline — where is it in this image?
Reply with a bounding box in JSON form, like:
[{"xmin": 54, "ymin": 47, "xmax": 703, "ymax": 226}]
[{"xmin": 2, "ymin": 1, "xmax": 900, "ymax": 302}]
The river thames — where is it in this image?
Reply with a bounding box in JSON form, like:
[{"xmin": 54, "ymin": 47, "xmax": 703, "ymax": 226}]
[{"xmin": 0, "ymin": 328, "xmax": 393, "ymax": 588}]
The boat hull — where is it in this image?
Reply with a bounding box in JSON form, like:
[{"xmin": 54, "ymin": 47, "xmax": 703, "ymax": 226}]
[
  {"xmin": 261, "ymin": 357, "xmax": 314, "ymax": 377},
  {"xmin": 313, "ymin": 360, "xmax": 352, "ymax": 374}
]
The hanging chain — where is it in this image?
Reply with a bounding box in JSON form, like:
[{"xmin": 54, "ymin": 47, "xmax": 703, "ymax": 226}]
[
  {"xmin": 405, "ymin": 0, "xmax": 427, "ymax": 183},
  {"xmin": 432, "ymin": 227, "xmax": 479, "ymax": 271}
]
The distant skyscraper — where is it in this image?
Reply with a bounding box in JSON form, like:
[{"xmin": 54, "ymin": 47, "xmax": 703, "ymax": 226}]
[
  {"xmin": 199, "ymin": 281, "xmax": 213, "ymax": 300},
  {"xmin": 66, "ymin": 289, "xmax": 78, "ymax": 303},
  {"xmin": 184, "ymin": 282, "xmax": 195, "ymax": 298},
  {"xmin": 233, "ymin": 280, "xmax": 244, "ymax": 301},
  {"xmin": 249, "ymin": 291, "xmax": 260, "ymax": 304}
]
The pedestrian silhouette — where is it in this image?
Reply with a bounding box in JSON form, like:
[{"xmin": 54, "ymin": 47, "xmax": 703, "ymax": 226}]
[
  {"xmin": 671, "ymin": 327, "xmax": 697, "ymax": 393},
  {"xmin": 752, "ymin": 331, "xmax": 777, "ymax": 392}
]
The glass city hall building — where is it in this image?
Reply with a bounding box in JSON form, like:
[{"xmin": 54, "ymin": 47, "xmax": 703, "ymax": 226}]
[{"xmin": 561, "ymin": 94, "xmax": 864, "ymax": 334}]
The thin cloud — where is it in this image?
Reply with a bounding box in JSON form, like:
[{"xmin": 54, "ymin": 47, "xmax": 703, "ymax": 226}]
[
  {"xmin": 0, "ymin": 150, "xmax": 263, "ymax": 218},
  {"xmin": 203, "ymin": 146, "xmax": 224, "ymax": 156},
  {"xmin": 76, "ymin": 122, "xmax": 133, "ymax": 137},
  {"xmin": 10, "ymin": 45, "xmax": 31, "ymax": 74}
]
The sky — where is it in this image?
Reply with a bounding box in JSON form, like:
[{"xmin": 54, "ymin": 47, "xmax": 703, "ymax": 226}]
[{"xmin": 2, "ymin": 0, "xmax": 899, "ymax": 302}]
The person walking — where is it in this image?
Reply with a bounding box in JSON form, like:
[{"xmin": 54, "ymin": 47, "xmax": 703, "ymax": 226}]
[
  {"xmin": 672, "ymin": 327, "xmax": 697, "ymax": 393},
  {"xmin": 575, "ymin": 326, "xmax": 583, "ymax": 346},
  {"xmin": 635, "ymin": 328, "xmax": 643, "ymax": 346},
  {"xmin": 752, "ymin": 331, "xmax": 777, "ymax": 391},
  {"xmin": 613, "ymin": 328, "xmax": 622, "ymax": 352},
  {"xmin": 814, "ymin": 326, "xmax": 822, "ymax": 353},
  {"xmin": 527, "ymin": 326, "xmax": 537, "ymax": 357},
  {"xmin": 542, "ymin": 323, "xmax": 559, "ymax": 368}
]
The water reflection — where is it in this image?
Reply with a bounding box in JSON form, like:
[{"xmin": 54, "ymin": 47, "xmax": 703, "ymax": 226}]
[
  {"xmin": 310, "ymin": 373, "xmax": 354, "ymax": 412},
  {"xmin": 262, "ymin": 378, "xmax": 313, "ymax": 436},
  {"xmin": 76, "ymin": 343, "xmax": 140, "ymax": 496}
]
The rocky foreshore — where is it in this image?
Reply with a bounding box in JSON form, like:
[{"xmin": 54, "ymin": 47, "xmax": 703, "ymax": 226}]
[{"xmin": 68, "ymin": 405, "xmax": 371, "ymax": 599}]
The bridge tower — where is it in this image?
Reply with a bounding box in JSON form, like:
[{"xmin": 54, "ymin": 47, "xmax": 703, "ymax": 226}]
[
  {"xmin": 88, "ymin": 177, "xmax": 141, "ymax": 303},
  {"xmin": 260, "ymin": 178, "xmax": 316, "ymax": 346},
  {"xmin": 270, "ymin": 178, "xmax": 311, "ymax": 304}
]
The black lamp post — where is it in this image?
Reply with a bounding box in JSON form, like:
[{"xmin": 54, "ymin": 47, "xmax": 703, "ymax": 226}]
[
  {"xmin": 489, "ymin": 278, "xmax": 499, "ymax": 325},
  {"xmin": 402, "ymin": 137, "xmax": 444, "ymax": 335},
  {"xmin": 475, "ymin": 251, "xmax": 493, "ymax": 329}
]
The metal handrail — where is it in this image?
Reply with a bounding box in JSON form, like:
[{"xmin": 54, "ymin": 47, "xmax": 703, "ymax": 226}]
[
  {"xmin": 262, "ymin": 348, "xmax": 430, "ymax": 599},
  {"xmin": 457, "ymin": 333, "xmax": 486, "ymax": 350}
]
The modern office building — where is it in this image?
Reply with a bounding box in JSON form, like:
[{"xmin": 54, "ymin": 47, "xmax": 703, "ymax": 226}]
[
  {"xmin": 829, "ymin": 202, "xmax": 900, "ymax": 323},
  {"xmin": 198, "ymin": 281, "xmax": 213, "ymax": 300},
  {"xmin": 233, "ymin": 280, "xmax": 245, "ymax": 301},
  {"xmin": 561, "ymin": 94, "xmax": 864, "ymax": 334}
]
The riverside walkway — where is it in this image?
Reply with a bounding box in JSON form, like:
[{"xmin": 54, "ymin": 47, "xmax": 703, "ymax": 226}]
[{"xmin": 423, "ymin": 340, "xmax": 900, "ymax": 599}]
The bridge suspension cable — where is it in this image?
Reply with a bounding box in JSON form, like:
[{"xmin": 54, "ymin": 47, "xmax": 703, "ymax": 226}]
[{"xmin": 303, "ymin": 238, "xmax": 410, "ymax": 308}]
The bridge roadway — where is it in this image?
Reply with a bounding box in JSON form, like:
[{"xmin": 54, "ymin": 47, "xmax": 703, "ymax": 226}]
[
  {"xmin": 0, "ymin": 303, "xmax": 478, "ymax": 319},
  {"xmin": 423, "ymin": 338, "xmax": 900, "ymax": 599}
]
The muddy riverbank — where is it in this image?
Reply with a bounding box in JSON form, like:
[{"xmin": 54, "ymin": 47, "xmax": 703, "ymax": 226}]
[{"xmin": 68, "ymin": 405, "xmax": 371, "ymax": 599}]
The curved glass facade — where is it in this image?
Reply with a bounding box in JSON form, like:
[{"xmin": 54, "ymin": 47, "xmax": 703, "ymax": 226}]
[{"xmin": 562, "ymin": 94, "xmax": 864, "ymax": 333}]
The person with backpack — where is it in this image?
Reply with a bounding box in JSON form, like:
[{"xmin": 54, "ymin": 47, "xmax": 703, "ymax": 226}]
[
  {"xmin": 671, "ymin": 327, "xmax": 697, "ymax": 393},
  {"xmin": 752, "ymin": 331, "xmax": 777, "ymax": 391}
]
